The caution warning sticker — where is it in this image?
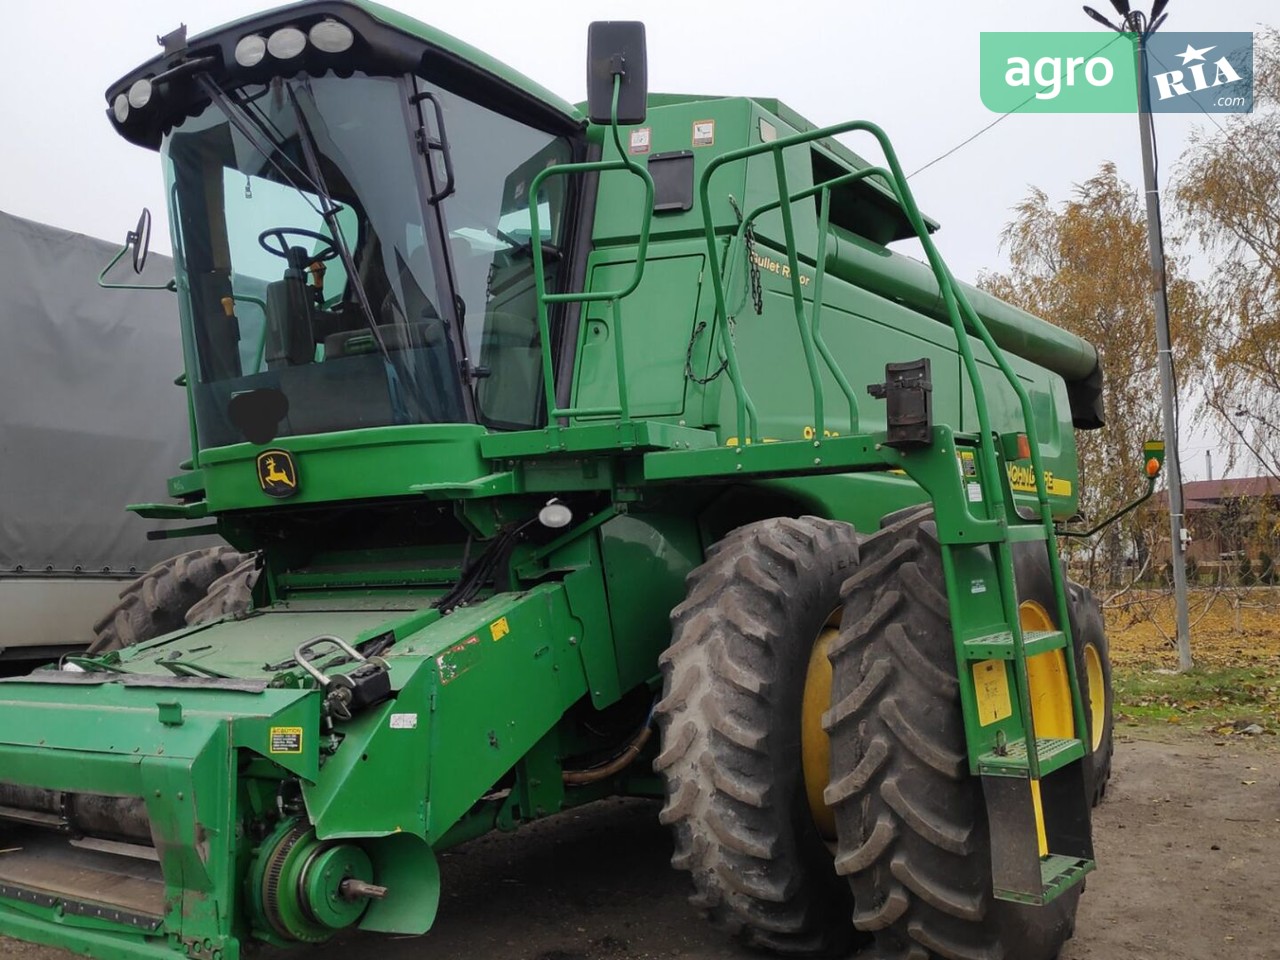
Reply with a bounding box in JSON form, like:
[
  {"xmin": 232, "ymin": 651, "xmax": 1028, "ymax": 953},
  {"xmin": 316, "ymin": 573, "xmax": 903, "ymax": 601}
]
[
  {"xmin": 269, "ymin": 726, "xmax": 303, "ymax": 754},
  {"xmin": 972, "ymin": 661, "xmax": 1013, "ymax": 726}
]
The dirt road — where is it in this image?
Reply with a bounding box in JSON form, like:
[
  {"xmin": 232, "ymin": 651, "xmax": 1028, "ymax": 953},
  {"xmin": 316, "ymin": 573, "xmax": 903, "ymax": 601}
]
[{"xmin": 1, "ymin": 733, "xmax": 1276, "ymax": 960}]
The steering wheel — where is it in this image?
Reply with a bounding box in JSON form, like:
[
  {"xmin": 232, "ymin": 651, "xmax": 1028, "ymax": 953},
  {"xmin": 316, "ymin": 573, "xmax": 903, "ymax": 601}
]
[{"xmin": 258, "ymin": 227, "xmax": 341, "ymax": 262}]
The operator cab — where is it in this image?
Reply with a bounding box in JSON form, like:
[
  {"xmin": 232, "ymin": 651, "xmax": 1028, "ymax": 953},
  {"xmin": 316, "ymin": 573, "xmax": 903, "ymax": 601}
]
[{"xmin": 108, "ymin": 5, "xmax": 584, "ymax": 449}]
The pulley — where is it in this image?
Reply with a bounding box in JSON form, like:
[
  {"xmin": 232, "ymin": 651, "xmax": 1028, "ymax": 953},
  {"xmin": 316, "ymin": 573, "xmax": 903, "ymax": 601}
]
[{"xmin": 249, "ymin": 819, "xmax": 385, "ymax": 943}]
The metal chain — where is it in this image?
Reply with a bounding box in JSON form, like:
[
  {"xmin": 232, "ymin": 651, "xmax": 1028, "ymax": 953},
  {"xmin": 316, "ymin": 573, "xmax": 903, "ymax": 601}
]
[{"xmin": 685, "ymin": 197, "xmax": 761, "ymax": 384}]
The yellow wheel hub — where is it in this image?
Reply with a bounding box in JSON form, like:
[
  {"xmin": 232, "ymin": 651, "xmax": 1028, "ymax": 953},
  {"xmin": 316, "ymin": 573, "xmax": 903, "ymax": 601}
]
[
  {"xmin": 1084, "ymin": 641, "xmax": 1105, "ymax": 750},
  {"xmin": 1019, "ymin": 599, "xmax": 1078, "ymax": 858},
  {"xmin": 1020, "ymin": 600, "xmax": 1076, "ymax": 741},
  {"xmin": 801, "ymin": 614, "xmax": 839, "ymax": 841}
]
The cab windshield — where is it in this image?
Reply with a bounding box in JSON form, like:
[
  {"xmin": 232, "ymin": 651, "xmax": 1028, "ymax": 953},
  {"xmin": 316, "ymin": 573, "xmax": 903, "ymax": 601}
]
[{"xmin": 162, "ymin": 72, "xmax": 573, "ymax": 449}]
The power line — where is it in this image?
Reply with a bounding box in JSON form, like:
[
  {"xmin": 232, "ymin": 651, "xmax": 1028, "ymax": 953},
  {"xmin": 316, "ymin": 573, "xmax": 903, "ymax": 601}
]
[{"xmin": 907, "ymin": 33, "xmax": 1127, "ymax": 180}]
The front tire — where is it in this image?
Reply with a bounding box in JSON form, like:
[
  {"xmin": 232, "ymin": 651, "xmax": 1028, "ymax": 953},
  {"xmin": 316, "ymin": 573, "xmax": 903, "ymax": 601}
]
[
  {"xmin": 824, "ymin": 509, "xmax": 1082, "ymax": 960},
  {"xmin": 87, "ymin": 547, "xmax": 249, "ymax": 654},
  {"xmin": 655, "ymin": 516, "xmax": 862, "ymax": 955}
]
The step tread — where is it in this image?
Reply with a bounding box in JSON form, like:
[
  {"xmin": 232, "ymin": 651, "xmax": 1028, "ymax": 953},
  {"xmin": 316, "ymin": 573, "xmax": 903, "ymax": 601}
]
[
  {"xmin": 995, "ymin": 855, "xmax": 1095, "ymax": 905},
  {"xmin": 978, "ymin": 736, "xmax": 1085, "ymax": 776},
  {"xmin": 962, "ymin": 629, "xmax": 1067, "ymax": 659}
]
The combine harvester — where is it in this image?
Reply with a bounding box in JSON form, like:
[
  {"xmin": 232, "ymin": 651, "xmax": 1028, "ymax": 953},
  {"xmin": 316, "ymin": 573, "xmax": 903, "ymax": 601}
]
[{"xmin": 0, "ymin": 3, "xmax": 1137, "ymax": 957}]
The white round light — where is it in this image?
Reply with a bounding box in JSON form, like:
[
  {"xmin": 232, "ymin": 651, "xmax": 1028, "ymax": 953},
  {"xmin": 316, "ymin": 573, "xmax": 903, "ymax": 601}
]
[
  {"xmin": 309, "ymin": 19, "xmax": 354, "ymax": 53},
  {"xmin": 127, "ymin": 78, "xmax": 153, "ymax": 110},
  {"xmin": 112, "ymin": 93, "xmax": 129, "ymax": 123},
  {"xmin": 267, "ymin": 26, "xmax": 307, "ymax": 59},
  {"xmin": 234, "ymin": 34, "xmax": 267, "ymax": 67},
  {"xmin": 538, "ymin": 501, "xmax": 573, "ymax": 529}
]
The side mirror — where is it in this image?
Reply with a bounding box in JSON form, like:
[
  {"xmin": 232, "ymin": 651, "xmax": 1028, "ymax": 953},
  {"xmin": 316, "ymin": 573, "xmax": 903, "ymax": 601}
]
[
  {"xmin": 127, "ymin": 207, "xmax": 152, "ymax": 275},
  {"xmin": 586, "ymin": 21, "xmax": 647, "ymax": 125}
]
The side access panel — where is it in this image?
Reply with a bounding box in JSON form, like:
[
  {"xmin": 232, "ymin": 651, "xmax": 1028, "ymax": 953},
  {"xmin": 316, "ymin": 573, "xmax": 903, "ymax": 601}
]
[{"xmin": 572, "ymin": 255, "xmax": 705, "ymax": 419}]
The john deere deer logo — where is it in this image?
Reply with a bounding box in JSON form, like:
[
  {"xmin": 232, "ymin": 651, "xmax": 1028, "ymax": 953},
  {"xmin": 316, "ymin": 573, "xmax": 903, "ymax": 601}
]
[{"xmin": 256, "ymin": 450, "xmax": 299, "ymax": 498}]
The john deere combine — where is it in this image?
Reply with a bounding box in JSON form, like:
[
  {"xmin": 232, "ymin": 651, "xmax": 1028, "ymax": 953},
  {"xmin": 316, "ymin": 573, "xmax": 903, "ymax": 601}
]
[{"xmin": 0, "ymin": 3, "xmax": 1120, "ymax": 958}]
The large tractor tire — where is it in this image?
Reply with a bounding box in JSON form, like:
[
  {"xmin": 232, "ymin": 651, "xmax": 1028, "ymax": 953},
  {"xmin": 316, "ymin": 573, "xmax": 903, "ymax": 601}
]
[
  {"xmin": 1068, "ymin": 582, "xmax": 1113, "ymax": 805},
  {"xmin": 824, "ymin": 509, "xmax": 1084, "ymax": 960},
  {"xmin": 185, "ymin": 555, "xmax": 260, "ymax": 626},
  {"xmin": 87, "ymin": 546, "xmax": 250, "ymax": 654},
  {"xmin": 655, "ymin": 516, "xmax": 863, "ymax": 955}
]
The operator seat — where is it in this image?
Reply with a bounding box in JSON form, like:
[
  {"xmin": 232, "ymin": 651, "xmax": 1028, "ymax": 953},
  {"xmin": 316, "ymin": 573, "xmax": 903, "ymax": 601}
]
[{"xmin": 262, "ymin": 245, "xmax": 317, "ymax": 368}]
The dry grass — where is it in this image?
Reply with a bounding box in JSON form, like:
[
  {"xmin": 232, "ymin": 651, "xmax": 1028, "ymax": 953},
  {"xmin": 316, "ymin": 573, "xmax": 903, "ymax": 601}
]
[
  {"xmin": 1105, "ymin": 588, "xmax": 1280, "ymax": 668},
  {"xmin": 1104, "ymin": 588, "xmax": 1280, "ymax": 733}
]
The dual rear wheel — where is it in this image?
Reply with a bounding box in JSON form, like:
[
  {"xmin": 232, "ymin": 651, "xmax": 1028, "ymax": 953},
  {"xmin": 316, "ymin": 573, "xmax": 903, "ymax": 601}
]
[{"xmin": 657, "ymin": 511, "xmax": 1113, "ymax": 958}]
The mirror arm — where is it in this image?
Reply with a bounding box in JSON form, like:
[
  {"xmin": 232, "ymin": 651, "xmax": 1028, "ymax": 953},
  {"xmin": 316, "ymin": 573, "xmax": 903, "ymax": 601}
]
[
  {"xmin": 98, "ymin": 242, "xmax": 177, "ymax": 292},
  {"xmin": 1056, "ymin": 474, "xmax": 1159, "ymax": 539}
]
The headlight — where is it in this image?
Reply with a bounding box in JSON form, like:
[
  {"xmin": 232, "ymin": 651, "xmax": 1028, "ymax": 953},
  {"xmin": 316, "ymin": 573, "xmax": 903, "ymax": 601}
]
[
  {"xmin": 267, "ymin": 26, "xmax": 307, "ymax": 59},
  {"xmin": 234, "ymin": 34, "xmax": 268, "ymax": 67},
  {"xmin": 127, "ymin": 78, "xmax": 153, "ymax": 110},
  {"xmin": 112, "ymin": 93, "xmax": 129, "ymax": 123},
  {"xmin": 309, "ymin": 19, "xmax": 354, "ymax": 54}
]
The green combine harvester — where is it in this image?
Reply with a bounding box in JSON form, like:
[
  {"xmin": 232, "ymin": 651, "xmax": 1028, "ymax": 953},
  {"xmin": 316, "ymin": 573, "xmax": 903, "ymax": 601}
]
[{"xmin": 0, "ymin": 2, "xmax": 1127, "ymax": 958}]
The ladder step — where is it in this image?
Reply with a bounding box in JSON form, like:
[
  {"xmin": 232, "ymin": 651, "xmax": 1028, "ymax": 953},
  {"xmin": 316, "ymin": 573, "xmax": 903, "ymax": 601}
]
[
  {"xmin": 962, "ymin": 629, "xmax": 1067, "ymax": 660},
  {"xmin": 978, "ymin": 737, "xmax": 1085, "ymax": 778},
  {"xmin": 1004, "ymin": 524, "xmax": 1049, "ymax": 542},
  {"xmin": 995, "ymin": 854, "xmax": 1095, "ymax": 905}
]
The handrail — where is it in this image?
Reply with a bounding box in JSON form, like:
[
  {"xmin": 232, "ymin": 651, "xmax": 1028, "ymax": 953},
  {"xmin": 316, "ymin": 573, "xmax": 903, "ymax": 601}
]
[
  {"xmin": 695, "ymin": 119, "xmax": 1088, "ymax": 771},
  {"xmin": 725, "ymin": 165, "xmax": 905, "ymax": 438},
  {"xmin": 527, "ymin": 75, "xmax": 654, "ymax": 423}
]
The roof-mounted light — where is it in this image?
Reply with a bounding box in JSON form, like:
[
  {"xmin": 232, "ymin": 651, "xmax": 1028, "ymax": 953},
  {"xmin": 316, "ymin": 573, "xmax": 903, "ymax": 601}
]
[
  {"xmin": 128, "ymin": 78, "xmax": 153, "ymax": 110},
  {"xmin": 112, "ymin": 93, "xmax": 130, "ymax": 123},
  {"xmin": 234, "ymin": 34, "xmax": 267, "ymax": 67},
  {"xmin": 309, "ymin": 19, "xmax": 354, "ymax": 53},
  {"xmin": 267, "ymin": 26, "xmax": 307, "ymax": 59}
]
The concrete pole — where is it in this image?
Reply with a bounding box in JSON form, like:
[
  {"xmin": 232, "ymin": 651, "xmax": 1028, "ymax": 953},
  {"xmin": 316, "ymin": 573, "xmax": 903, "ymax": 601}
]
[{"xmin": 1134, "ymin": 26, "xmax": 1194, "ymax": 670}]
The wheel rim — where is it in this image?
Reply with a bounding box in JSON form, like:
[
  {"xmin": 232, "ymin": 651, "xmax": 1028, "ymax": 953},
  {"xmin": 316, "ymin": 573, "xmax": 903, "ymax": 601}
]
[
  {"xmin": 1084, "ymin": 642, "xmax": 1105, "ymax": 751},
  {"xmin": 1020, "ymin": 600, "xmax": 1075, "ymax": 741},
  {"xmin": 801, "ymin": 612, "xmax": 840, "ymax": 841}
]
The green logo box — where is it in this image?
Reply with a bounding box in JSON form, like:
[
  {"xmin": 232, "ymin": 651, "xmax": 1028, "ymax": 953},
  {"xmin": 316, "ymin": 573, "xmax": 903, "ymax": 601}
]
[{"xmin": 981, "ymin": 32, "xmax": 1138, "ymax": 113}]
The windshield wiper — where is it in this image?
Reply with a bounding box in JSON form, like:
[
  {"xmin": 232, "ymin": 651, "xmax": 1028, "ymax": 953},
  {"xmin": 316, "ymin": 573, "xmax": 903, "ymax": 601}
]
[
  {"xmin": 195, "ymin": 75, "xmax": 328, "ymax": 217},
  {"xmin": 494, "ymin": 227, "xmax": 563, "ymax": 263},
  {"xmin": 195, "ymin": 72, "xmax": 394, "ymax": 366},
  {"xmin": 283, "ymin": 81, "xmax": 389, "ymax": 358}
]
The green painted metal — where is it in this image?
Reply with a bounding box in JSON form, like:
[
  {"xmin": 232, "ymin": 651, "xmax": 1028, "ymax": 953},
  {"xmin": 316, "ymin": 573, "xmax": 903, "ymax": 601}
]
[
  {"xmin": 0, "ymin": 4, "xmax": 1112, "ymax": 958},
  {"xmin": 529, "ymin": 74, "xmax": 654, "ymax": 423},
  {"xmin": 96, "ymin": 242, "xmax": 176, "ymax": 292}
]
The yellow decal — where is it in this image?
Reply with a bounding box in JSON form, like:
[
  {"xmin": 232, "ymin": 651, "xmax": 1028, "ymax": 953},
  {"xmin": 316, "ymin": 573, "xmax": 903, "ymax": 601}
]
[
  {"xmin": 972, "ymin": 660, "xmax": 1013, "ymax": 726},
  {"xmin": 256, "ymin": 449, "xmax": 299, "ymax": 499},
  {"xmin": 802, "ymin": 425, "xmax": 840, "ymax": 440},
  {"xmin": 1006, "ymin": 463, "xmax": 1072, "ymax": 497},
  {"xmin": 749, "ymin": 251, "xmax": 811, "ymax": 286},
  {"xmin": 489, "ymin": 617, "xmax": 511, "ymax": 642},
  {"xmin": 269, "ymin": 726, "xmax": 303, "ymax": 754}
]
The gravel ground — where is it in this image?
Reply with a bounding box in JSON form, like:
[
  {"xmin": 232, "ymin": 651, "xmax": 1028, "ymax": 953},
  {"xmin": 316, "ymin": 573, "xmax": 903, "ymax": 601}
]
[{"xmin": 1, "ymin": 733, "xmax": 1276, "ymax": 960}]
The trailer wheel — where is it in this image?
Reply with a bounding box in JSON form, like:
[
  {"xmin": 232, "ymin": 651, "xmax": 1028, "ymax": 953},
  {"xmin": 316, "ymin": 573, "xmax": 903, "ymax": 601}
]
[
  {"xmin": 185, "ymin": 555, "xmax": 260, "ymax": 626},
  {"xmin": 87, "ymin": 547, "xmax": 249, "ymax": 654},
  {"xmin": 656, "ymin": 516, "xmax": 863, "ymax": 955},
  {"xmin": 825, "ymin": 509, "xmax": 1082, "ymax": 960}
]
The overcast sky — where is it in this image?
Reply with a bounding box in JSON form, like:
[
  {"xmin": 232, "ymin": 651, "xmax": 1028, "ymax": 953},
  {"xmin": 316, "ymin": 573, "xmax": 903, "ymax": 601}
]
[{"xmin": 1, "ymin": 0, "xmax": 1272, "ymax": 479}]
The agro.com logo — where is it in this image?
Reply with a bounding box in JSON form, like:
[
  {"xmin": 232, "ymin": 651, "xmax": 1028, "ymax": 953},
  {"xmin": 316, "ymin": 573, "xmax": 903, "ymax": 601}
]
[{"xmin": 980, "ymin": 31, "xmax": 1253, "ymax": 113}]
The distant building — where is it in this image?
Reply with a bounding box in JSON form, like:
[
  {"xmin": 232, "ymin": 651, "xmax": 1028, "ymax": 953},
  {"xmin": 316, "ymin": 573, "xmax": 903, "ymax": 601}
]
[{"xmin": 1154, "ymin": 476, "xmax": 1279, "ymax": 564}]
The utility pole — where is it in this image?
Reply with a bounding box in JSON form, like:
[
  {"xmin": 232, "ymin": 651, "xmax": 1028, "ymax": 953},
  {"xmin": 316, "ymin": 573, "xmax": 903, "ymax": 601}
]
[{"xmin": 1084, "ymin": 0, "xmax": 1193, "ymax": 670}]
